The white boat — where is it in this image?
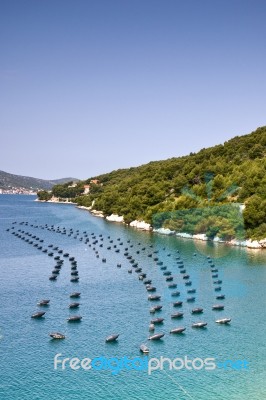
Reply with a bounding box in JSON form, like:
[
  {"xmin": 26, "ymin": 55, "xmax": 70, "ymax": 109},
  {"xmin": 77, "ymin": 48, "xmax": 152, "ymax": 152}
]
[
  {"xmin": 171, "ymin": 312, "xmax": 184, "ymax": 319},
  {"xmin": 148, "ymin": 295, "xmax": 161, "ymax": 301},
  {"xmin": 192, "ymin": 322, "xmax": 207, "ymax": 328},
  {"xmin": 212, "ymin": 304, "xmax": 224, "ymax": 310},
  {"xmin": 216, "ymin": 318, "xmax": 231, "ymax": 324},
  {"xmin": 150, "ymin": 317, "xmax": 164, "ymax": 324},
  {"xmin": 170, "ymin": 327, "xmax": 186, "ymax": 334},
  {"xmin": 148, "ymin": 333, "xmax": 164, "ymax": 340}
]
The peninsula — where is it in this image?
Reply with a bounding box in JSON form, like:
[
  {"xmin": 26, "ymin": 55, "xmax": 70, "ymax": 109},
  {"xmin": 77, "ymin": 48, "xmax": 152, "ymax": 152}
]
[{"xmin": 37, "ymin": 126, "xmax": 266, "ymax": 246}]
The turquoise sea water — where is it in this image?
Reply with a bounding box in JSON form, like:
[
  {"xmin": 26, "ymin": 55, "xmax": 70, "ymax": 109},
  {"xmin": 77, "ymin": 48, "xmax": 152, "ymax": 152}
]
[{"xmin": 0, "ymin": 195, "xmax": 266, "ymax": 400}]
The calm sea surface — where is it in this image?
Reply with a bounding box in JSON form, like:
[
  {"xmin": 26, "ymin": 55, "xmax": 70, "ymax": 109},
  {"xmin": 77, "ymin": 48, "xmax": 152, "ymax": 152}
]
[{"xmin": 0, "ymin": 195, "xmax": 266, "ymax": 400}]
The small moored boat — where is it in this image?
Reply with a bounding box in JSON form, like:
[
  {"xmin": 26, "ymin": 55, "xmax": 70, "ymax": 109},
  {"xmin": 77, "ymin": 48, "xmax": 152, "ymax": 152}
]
[
  {"xmin": 168, "ymin": 283, "xmax": 177, "ymax": 288},
  {"xmin": 171, "ymin": 312, "xmax": 183, "ymax": 319},
  {"xmin": 171, "ymin": 291, "xmax": 180, "ymax": 297},
  {"xmin": 170, "ymin": 327, "xmax": 186, "ymax": 334},
  {"xmin": 192, "ymin": 322, "xmax": 207, "ymax": 328},
  {"xmin": 153, "ymin": 305, "xmax": 162, "ymax": 311},
  {"xmin": 212, "ymin": 304, "xmax": 224, "ymax": 310},
  {"xmin": 70, "ymin": 292, "xmax": 81, "ymax": 298},
  {"xmin": 146, "ymin": 286, "xmax": 156, "ymax": 292},
  {"xmin": 187, "ymin": 297, "xmax": 195, "ymax": 302},
  {"xmin": 148, "ymin": 333, "xmax": 164, "ymax": 340},
  {"xmin": 38, "ymin": 299, "xmax": 50, "ymax": 306},
  {"xmin": 144, "ymin": 279, "xmax": 152, "ymax": 285},
  {"xmin": 173, "ymin": 301, "xmax": 183, "ymax": 307},
  {"xmin": 191, "ymin": 307, "xmax": 203, "ymax": 314},
  {"xmin": 165, "ymin": 276, "xmax": 173, "ymax": 281},
  {"xmin": 148, "ymin": 295, "xmax": 161, "ymax": 301},
  {"xmin": 216, "ymin": 318, "xmax": 231, "ymax": 324},
  {"xmin": 50, "ymin": 332, "xmax": 65, "ymax": 339},
  {"xmin": 69, "ymin": 302, "xmax": 80, "ymax": 308},
  {"xmin": 150, "ymin": 318, "xmax": 164, "ymax": 324},
  {"xmin": 31, "ymin": 311, "xmax": 45, "ymax": 318},
  {"xmin": 52, "ymin": 270, "xmax": 60, "ymax": 275},
  {"xmin": 105, "ymin": 334, "xmax": 119, "ymax": 343},
  {"xmin": 140, "ymin": 344, "xmax": 149, "ymax": 354},
  {"xmin": 67, "ymin": 315, "xmax": 82, "ymax": 322}
]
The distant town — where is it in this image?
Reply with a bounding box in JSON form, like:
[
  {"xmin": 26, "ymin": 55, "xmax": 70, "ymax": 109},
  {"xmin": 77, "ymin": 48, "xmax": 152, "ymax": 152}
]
[{"xmin": 0, "ymin": 187, "xmax": 37, "ymax": 195}]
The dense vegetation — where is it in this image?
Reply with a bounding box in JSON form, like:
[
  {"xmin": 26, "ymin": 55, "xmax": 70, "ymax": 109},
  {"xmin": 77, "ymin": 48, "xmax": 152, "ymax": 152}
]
[
  {"xmin": 38, "ymin": 126, "xmax": 266, "ymax": 240},
  {"xmin": 153, "ymin": 204, "xmax": 245, "ymax": 242},
  {"xmin": 38, "ymin": 181, "xmax": 84, "ymax": 200}
]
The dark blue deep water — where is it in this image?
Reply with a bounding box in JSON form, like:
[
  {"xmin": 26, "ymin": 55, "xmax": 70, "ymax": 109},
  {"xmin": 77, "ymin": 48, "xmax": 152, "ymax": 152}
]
[{"xmin": 0, "ymin": 195, "xmax": 266, "ymax": 399}]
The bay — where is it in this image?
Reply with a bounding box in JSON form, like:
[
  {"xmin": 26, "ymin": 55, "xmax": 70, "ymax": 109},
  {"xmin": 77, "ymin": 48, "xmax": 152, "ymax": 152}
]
[{"xmin": 0, "ymin": 195, "xmax": 265, "ymax": 399}]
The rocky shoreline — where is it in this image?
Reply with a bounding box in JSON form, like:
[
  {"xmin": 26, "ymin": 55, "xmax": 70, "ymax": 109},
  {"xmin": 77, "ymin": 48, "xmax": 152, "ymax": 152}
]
[
  {"xmin": 35, "ymin": 199, "xmax": 266, "ymax": 249},
  {"xmin": 76, "ymin": 208, "xmax": 266, "ymax": 249},
  {"xmin": 153, "ymin": 228, "xmax": 266, "ymax": 249}
]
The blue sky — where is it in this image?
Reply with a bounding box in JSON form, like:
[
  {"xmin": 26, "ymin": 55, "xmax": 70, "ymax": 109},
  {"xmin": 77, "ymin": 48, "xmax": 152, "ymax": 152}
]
[{"xmin": 1, "ymin": 0, "xmax": 266, "ymax": 179}]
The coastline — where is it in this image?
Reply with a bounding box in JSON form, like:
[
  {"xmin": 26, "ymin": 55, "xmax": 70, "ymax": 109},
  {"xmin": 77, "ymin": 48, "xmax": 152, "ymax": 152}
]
[
  {"xmin": 153, "ymin": 228, "xmax": 266, "ymax": 249},
  {"xmin": 35, "ymin": 198, "xmax": 266, "ymax": 249},
  {"xmin": 35, "ymin": 198, "xmax": 75, "ymax": 204}
]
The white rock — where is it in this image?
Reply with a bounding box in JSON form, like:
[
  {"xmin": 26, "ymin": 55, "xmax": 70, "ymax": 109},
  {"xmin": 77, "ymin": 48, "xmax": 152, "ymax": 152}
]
[
  {"xmin": 90, "ymin": 209, "xmax": 104, "ymax": 218},
  {"xmin": 106, "ymin": 214, "xmax": 124, "ymax": 223},
  {"xmin": 239, "ymin": 204, "xmax": 246, "ymax": 212},
  {"xmin": 246, "ymin": 240, "xmax": 262, "ymax": 249},
  {"xmin": 229, "ymin": 239, "xmax": 247, "ymax": 247},
  {"xmin": 192, "ymin": 233, "xmax": 208, "ymax": 241},
  {"xmin": 176, "ymin": 232, "xmax": 193, "ymax": 239},
  {"xmin": 259, "ymin": 238, "xmax": 266, "ymax": 247},
  {"xmin": 129, "ymin": 220, "xmax": 151, "ymax": 231},
  {"xmin": 153, "ymin": 228, "xmax": 175, "ymax": 235},
  {"xmin": 77, "ymin": 205, "xmax": 92, "ymax": 211}
]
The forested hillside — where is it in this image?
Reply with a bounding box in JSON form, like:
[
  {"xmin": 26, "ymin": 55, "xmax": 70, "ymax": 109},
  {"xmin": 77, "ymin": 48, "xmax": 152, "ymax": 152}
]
[
  {"xmin": 38, "ymin": 126, "xmax": 266, "ymax": 240},
  {"xmin": 0, "ymin": 170, "xmax": 79, "ymax": 190}
]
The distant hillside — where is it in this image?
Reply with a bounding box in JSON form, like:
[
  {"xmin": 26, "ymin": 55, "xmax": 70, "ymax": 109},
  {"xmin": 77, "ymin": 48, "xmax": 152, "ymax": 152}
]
[
  {"xmin": 50, "ymin": 178, "xmax": 80, "ymax": 186},
  {"xmin": 38, "ymin": 126, "xmax": 266, "ymax": 240},
  {"xmin": 0, "ymin": 170, "xmax": 79, "ymax": 190}
]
